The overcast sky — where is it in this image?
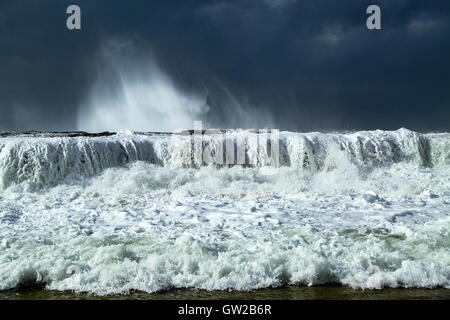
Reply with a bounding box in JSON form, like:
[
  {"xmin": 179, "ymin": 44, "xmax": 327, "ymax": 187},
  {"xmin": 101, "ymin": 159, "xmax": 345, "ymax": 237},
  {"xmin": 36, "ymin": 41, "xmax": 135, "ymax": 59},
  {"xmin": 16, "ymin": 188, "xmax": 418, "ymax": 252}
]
[{"xmin": 0, "ymin": 0, "xmax": 449, "ymax": 132}]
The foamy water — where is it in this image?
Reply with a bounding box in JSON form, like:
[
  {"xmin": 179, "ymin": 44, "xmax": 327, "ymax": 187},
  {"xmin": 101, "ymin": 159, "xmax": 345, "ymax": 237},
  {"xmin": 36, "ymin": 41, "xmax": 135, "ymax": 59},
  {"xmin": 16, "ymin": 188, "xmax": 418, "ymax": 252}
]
[{"xmin": 0, "ymin": 129, "xmax": 449, "ymax": 294}]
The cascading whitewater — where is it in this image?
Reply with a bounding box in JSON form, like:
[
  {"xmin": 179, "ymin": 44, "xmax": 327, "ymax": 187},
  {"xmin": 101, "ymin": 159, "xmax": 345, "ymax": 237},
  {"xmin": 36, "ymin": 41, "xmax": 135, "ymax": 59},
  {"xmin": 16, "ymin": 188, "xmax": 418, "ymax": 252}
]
[
  {"xmin": 0, "ymin": 128, "xmax": 449, "ymax": 294},
  {"xmin": 0, "ymin": 128, "xmax": 447, "ymax": 190}
]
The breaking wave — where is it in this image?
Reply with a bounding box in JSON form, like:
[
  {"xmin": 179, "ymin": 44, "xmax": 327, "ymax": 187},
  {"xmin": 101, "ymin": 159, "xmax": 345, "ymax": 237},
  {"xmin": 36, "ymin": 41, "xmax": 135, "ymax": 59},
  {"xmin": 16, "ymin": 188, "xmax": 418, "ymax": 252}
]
[{"xmin": 0, "ymin": 128, "xmax": 448, "ymax": 190}]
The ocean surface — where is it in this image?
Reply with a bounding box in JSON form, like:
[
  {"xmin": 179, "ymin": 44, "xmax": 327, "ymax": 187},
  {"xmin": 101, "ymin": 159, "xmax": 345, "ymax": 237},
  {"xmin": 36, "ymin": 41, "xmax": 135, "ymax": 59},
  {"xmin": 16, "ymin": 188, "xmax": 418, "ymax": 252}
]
[{"xmin": 0, "ymin": 128, "xmax": 449, "ymax": 296}]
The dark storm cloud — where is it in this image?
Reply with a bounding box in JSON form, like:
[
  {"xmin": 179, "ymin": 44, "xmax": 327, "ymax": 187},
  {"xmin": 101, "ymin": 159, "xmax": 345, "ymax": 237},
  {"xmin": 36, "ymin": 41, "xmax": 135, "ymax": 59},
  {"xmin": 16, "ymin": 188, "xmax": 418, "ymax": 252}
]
[{"xmin": 0, "ymin": 0, "xmax": 449, "ymax": 131}]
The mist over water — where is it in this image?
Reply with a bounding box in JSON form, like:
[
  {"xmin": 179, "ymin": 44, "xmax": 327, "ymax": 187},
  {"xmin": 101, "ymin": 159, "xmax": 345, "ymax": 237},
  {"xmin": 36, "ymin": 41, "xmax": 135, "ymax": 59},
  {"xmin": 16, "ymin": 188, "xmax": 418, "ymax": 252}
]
[
  {"xmin": 77, "ymin": 41, "xmax": 211, "ymax": 132},
  {"xmin": 76, "ymin": 39, "xmax": 280, "ymax": 133}
]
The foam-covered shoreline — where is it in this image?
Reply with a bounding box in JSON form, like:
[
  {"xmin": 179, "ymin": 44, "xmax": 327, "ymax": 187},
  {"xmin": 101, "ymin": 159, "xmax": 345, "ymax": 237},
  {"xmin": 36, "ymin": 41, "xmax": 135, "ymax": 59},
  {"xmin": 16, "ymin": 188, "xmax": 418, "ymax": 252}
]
[{"xmin": 0, "ymin": 129, "xmax": 449, "ymax": 294}]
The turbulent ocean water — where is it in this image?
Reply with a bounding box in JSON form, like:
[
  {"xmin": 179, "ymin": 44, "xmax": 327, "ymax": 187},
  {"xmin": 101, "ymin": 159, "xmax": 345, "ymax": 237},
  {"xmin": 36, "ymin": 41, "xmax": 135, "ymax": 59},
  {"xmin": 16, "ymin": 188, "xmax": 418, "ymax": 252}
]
[{"xmin": 0, "ymin": 128, "xmax": 449, "ymax": 295}]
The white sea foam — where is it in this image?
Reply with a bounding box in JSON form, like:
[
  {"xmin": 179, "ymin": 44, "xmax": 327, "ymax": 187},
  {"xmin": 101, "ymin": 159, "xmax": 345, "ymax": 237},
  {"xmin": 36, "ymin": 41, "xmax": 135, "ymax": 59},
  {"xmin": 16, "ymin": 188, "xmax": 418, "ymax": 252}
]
[{"xmin": 0, "ymin": 129, "xmax": 449, "ymax": 294}]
